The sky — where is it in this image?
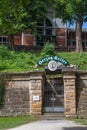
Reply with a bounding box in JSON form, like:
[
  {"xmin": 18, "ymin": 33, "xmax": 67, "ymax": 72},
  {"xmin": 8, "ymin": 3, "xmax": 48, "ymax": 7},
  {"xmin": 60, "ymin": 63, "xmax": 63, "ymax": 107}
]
[{"xmin": 67, "ymin": 22, "xmax": 87, "ymax": 29}]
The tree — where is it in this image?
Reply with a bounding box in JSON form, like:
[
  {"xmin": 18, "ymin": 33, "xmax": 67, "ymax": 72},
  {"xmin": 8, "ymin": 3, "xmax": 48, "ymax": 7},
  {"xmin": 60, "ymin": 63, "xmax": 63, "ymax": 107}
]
[
  {"xmin": 0, "ymin": 0, "xmax": 50, "ymax": 47},
  {"xmin": 54, "ymin": 0, "xmax": 87, "ymax": 52},
  {"xmin": 0, "ymin": 0, "xmax": 27, "ymax": 48},
  {"xmin": 0, "ymin": 0, "xmax": 27, "ymax": 34},
  {"xmin": 0, "ymin": 0, "xmax": 52, "ymax": 34},
  {"xmin": 22, "ymin": 0, "xmax": 48, "ymax": 32}
]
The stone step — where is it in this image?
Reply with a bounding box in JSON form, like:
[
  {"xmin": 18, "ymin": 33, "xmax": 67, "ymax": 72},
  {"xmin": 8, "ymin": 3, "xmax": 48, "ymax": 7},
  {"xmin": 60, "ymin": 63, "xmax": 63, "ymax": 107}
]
[{"xmin": 41, "ymin": 112, "xmax": 65, "ymax": 120}]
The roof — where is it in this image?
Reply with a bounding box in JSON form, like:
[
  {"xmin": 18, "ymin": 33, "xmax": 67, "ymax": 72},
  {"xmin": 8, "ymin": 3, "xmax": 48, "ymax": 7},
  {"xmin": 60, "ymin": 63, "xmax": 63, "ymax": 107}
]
[{"xmin": 54, "ymin": 18, "xmax": 66, "ymax": 28}]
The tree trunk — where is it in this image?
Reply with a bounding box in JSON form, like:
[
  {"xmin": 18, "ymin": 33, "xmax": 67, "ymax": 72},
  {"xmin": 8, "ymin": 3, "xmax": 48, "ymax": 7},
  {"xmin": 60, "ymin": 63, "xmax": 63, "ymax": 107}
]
[
  {"xmin": 8, "ymin": 34, "xmax": 14, "ymax": 50},
  {"xmin": 76, "ymin": 16, "xmax": 83, "ymax": 52}
]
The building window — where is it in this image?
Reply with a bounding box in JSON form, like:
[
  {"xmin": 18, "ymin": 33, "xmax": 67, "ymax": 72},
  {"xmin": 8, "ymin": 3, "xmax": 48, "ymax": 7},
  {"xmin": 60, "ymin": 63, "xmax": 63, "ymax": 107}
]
[
  {"xmin": 82, "ymin": 41, "xmax": 87, "ymax": 48},
  {"xmin": 0, "ymin": 36, "xmax": 9, "ymax": 45},
  {"xmin": 72, "ymin": 41, "xmax": 76, "ymax": 46},
  {"xmin": 82, "ymin": 32, "xmax": 85, "ymax": 40},
  {"xmin": 85, "ymin": 41, "xmax": 87, "ymax": 47},
  {"xmin": 36, "ymin": 18, "xmax": 55, "ymax": 46},
  {"xmin": 67, "ymin": 31, "xmax": 76, "ymax": 47}
]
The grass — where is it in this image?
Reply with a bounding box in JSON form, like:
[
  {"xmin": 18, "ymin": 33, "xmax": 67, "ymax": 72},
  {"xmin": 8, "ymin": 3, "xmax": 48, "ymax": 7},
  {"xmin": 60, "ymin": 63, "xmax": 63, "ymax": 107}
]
[
  {"xmin": 68, "ymin": 117, "xmax": 87, "ymax": 126},
  {"xmin": 0, "ymin": 116, "xmax": 87, "ymax": 130},
  {"xmin": 0, "ymin": 45, "xmax": 87, "ymax": 72},
  {"xmin": 73, "ymin": 118, "xmax": 87, "ymax": 125},
  {"xmin": 0, "ymin": 116, "xmax": 39, "ymax": 130}
]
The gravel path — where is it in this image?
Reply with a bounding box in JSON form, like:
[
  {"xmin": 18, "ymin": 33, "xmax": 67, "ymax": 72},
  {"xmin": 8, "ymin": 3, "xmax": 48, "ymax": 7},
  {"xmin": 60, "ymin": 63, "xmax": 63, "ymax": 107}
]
[{"xmin": 7, "ymin": 119, "xmax": 87, "ymax": 130}]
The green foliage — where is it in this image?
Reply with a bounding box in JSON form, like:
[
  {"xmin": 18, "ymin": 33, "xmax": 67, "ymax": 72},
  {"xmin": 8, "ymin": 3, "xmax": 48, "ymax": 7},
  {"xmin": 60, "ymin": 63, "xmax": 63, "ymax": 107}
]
[
  {"xmin": 0, "ymin": 45, "xmax": 87, "ymax": 71},
  {"xmin": 0, "ymin": 46, "xmax": 15, "ymax": 59},
  {"xmin": 54, "ymin": 0, "xmax": 87, "ymax": 23},
  {"xmin": 54, "ymin": 0, "xmax": 87, "ymax": 52},
  {"xmin": 0, "ymin": 0, "xmax": 27, "ymax": 34},
  {"xmin": 41, "ymin": 43, "xmax": 56, "ymax": 56},
  {"xmin": 0, "ymin": 0, "xmax": 51, "ymax": 35}
]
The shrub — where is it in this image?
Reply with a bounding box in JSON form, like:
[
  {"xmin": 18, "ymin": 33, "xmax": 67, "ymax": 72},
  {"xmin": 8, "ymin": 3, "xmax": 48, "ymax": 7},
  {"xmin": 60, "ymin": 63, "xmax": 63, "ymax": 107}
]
[
  {"xmin": 0, "ymin": 45, "xmax": 10, "ymax": 58},
  {"xmin": 41, "ymin": 42, "xmax": 56, "ymax": 56},
  {"xmin": 0, "ymin": 45, "xmax": 16, "ymax": 60}
]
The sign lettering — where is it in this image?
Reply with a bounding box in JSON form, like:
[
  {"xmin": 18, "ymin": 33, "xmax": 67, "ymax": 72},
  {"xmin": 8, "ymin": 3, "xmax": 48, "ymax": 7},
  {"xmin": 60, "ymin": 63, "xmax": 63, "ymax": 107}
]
[{"xmin": 38, "ymin": 56, "xmax": 69, "ymax": 66}]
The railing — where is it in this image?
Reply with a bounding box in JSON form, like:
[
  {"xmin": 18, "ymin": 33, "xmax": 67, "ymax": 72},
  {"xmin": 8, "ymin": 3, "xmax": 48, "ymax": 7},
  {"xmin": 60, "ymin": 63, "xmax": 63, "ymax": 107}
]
[
  {"xmin": 13, "ymin": 45, "xmax": 43, "ymax": 52},
  {"xmin": 13, "ymin": 45, "xmax": 75, "ymax": 52}
]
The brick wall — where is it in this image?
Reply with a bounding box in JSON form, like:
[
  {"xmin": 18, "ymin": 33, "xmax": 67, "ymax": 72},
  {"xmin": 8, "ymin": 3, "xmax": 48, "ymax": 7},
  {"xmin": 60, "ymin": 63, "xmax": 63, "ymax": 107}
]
[
  {"xmin": 14, "ymin": 34, "xmax": 21, "ymax": 45},
  {"xmin": 14, "ymin": 33, "xmax": 35, "ymax": 47},
  {"xmin": 55, "ymin": 28, "xmax": 66, "ymax": 47},
  {"xmin": 23, "ymin": 35, "xmax": 35, "ymax": 46}
]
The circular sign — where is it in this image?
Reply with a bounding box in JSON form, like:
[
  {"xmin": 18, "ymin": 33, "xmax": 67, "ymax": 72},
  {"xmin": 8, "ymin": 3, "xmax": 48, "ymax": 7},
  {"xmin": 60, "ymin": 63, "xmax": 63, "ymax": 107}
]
[{"xmin": 48, "ymin": 60, "xmax": 58, "ymax": 71}]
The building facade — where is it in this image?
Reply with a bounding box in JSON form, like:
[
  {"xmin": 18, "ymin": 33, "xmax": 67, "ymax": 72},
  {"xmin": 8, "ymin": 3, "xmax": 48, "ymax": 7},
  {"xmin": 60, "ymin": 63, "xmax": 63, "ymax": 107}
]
[{"xmin": 0, "ymin": 9, "xmax": 87, "ymax": 51}]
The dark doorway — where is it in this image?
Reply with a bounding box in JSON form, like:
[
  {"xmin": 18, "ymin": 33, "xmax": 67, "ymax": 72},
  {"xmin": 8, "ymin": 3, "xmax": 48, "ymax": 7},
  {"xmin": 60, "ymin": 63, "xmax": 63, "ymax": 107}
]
[{"xmin": 43, "ymin": 77, "xmax": 64, "ymax": 113}]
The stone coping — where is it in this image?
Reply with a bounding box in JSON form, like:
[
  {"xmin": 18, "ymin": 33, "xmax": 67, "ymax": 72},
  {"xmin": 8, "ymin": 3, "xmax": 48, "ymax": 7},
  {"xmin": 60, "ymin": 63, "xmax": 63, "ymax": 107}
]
[
  {"xmin": 76, "ymin": 70, "xmax": 87, "ymax": 74},
  {"xmin": 0, "ymin": 71, "xmax": 45, "ymax": 81},
  {"xmin": 62, "ymin": 69, "xmax": 87, "ymax": 74},
  {"xmin": 0, "ymin": 71, "xmax": 45, "ymax": 75},
  {"xmin": 0, "ymin": 70, "xmax": 87, "ymax": 75}
]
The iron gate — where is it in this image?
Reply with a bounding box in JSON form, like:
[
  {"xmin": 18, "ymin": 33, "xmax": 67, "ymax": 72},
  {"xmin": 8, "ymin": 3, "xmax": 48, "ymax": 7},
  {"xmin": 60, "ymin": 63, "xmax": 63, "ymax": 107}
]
[{"xmin": 43, "ymin": 78, "xmax": 64, "ymax": 112}]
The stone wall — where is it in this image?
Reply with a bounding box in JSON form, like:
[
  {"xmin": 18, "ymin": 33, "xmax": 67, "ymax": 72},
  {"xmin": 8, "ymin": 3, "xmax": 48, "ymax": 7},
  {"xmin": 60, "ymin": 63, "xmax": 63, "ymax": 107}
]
[
  {"xmin": 76, "ymin": 71, "xmax": 87, "ymax": 118},
  {"xmin": 63, "ymin": 70, "xmax": 87, "ymax": 118},
  {"xmin": 29, "ymin": 73, "xmax": 44, "ymax": 115},
  {"xmin": 0, "ymin": 72, "xmax": 44, "ymax": 116},
  {"xmin": 63, "ymin": 70, "xmax": 76, "ymax": 117},
  {"xmin": 0, "ymin": 70, "xmax": 87, "ymax": 118}
]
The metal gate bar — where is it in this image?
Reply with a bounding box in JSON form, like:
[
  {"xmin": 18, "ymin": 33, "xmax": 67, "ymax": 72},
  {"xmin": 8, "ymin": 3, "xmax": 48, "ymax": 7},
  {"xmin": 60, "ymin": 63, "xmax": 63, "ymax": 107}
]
[{"xmin": 43, "ymin": 78, "xmax": 64, "ymax": 113}]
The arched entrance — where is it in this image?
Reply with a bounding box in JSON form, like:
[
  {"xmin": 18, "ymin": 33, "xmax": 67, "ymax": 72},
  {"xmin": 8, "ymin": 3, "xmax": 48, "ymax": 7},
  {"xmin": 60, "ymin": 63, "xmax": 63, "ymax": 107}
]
[{"xmin": 43, "ymin": 76, "xmax": 64, "ymax": 113}]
